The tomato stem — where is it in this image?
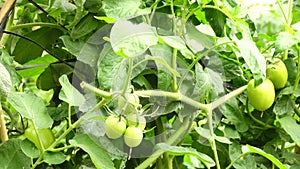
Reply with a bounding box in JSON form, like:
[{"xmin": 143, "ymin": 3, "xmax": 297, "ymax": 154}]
[
  {"xmin": 209, "ymin": 85, "xmax": 248, "ymax": 110},
  {"xmin": 208, "ymin": 110, "xmax": 221, "ymax": 169},
  {"xmin": 80, "ymin": 81, "xmax": 112, "ymax": 99},
  {"xmin": 121, "ymin": 57, "xmax": 133, "ymax": 96},
  {"xmin": 0, "ymin": 103, "xmax": 8, "ymax": 143}
]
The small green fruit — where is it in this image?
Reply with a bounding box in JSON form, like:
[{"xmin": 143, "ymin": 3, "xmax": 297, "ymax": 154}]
[
  {"xmin": 105, "ymin": 115, "xmax": 127, "ymax": 139},
  {"xmin": 124, "ymin": 126, "xmax": 143, "ymax": 147},
  {"xmin": 247, "ymin": 79, "xmax": 275, "ymax": 111}
]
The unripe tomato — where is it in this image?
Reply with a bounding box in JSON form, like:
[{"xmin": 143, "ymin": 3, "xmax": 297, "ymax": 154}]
[
  {"xmin": 127, "ymin": 113, "xmax": 146, "ymax": 130},
  {"xmin": 266, "ymin": 58, "xmax": 288, "ymax": 89},
  {"xmin": 24, "ymin": 128, "xmax": 55, "ymax": 150},
  {"xmin": 247, "ymin": 79, "xmax": 275, "ymax": 111},
  {"xmin": 105, "ymin": 115, "xmax": 127, "ymax": 139},
  {"xmin": 124, "ymin": 126, "xmax": 143, "ymax": 147}
]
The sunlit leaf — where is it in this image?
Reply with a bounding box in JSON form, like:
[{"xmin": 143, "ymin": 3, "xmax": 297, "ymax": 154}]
[
  {"xmin": 156, "ymin": 143, "xmax": 215, "ymax": 168},
  {"xmin": 69, "ymin": 134, "xmax": 115, "ymax": 169},
  {"xmin": 8, "ymin": 92, "xmax": 53, "ymax": 129},
  {"xmin": 110, "ymin": 20, "xmax": 157, "ymax": 57},
  {"xmin": 58, "ymin": 74, "xmax": 85, "ymax": 106}
]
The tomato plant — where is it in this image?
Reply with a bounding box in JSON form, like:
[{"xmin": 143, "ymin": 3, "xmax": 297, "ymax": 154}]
[{"xmin": 0, "ymin": 0, "xmax": 300, "ymax": 169}]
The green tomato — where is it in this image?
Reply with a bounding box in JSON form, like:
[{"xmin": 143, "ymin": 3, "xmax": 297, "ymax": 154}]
[
  {"xmin": 124, "ymin": 126, "xmax": 143, "ymax": 147},
  {"xmin": 24, "ymin": 128, "xmax": 55, "ymax": 150},
  {"xmin": 105, "ymin": 115, "xmax": 127, "ymax": 139},
  {"xmin": 247, "ymin": 79, "xmax": 275, "ymax": 111},
  {"xmin": 266, "ymin": 58, "xmax": 288, "ymax": 89},
  {"xmin": 127, "ymin": 113, "xmax": 146, "ymax": 130}
]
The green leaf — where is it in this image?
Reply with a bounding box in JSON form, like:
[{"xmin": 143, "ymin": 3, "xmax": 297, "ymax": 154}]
[
  {"xmin": 207, "ymin": 54, "xmax": 243, "ymax": 81},
  {"xmin": 275, "ymin": 31, "xmax": 300, "ymax": 51},
  {"xmin": 229, "ymin": 141, "xmax": 256, "ymax": 169},
  {"xmin": 43, "ymin": 151, "xmax": 66, "ymax": 165},
  {"xmin": 280, "ymin": 86, "xmax": 300, "ymax": 97},
  {"xmin": 158, "ymin": 36, "xmax": 194, "ymax": 59},
  {"xmin": 60, "ymin": 35, "xmax": 85, "ymax": 57},
  {"xmin": 274, "ymin": 96, "xmax": 294, "ymax": 116},
  {"xmin": 284, "ymin": 58, "xmax": 298, "ymax": 84},
  {"xmin": 156, "ymin": 143, "xmax": 215, "ymax": 168},
  {"xmin": 77, "ymin": 43, "xmax": 102, "ymax": 69},
  {"xmin": 185, "ymin": 23, "xmax": 215, "ymax": 52},
  {"xmin": 36, "ymin": 63, "xmax": 73, "ymax": 90},
  {"xmin": 17, "ymin": 55, "xmax": 57, "ymax": 79},
  {"xmin": 94, "ymin": 16, "xmax": 116, "ymax": 23},
  {"xmin": 204, "ymin": 7, "xmax": 227, "ymax": 37},
  {"xmin": 215, "ymin": 136, "xmax": 232, "ymax": 144},
  {"xmin": 69, "ymin": 134, "xmax": 115, "ymax": 169},
  {"xmin": 235, "ymin": 39, "xmax": 266, "ymax": 82},
  {"xmin": 0, "ymin": 139, "xmax": 31, "ymax": 169},
  {"xmin": 13, "ymin": 28, "xmax": 63, "ymax": 64},
  {"xmin": 191, "ymin": 63, "xmax": 212, "ymax": 102},
  {"xmin": 149, "ymin": 44, "xmax": 174, "ymax": 91},
  {"xmin": 97, "ymin": 43, "xmax": 124, "ymax": 90},
  {"xmin": 183, "ymin": 154, "xmax": 205, "ymax": 169},
  {"xmin": 218, "ymin": 98, "xmax": 249, "ymax": 132},
  {"xmin": 0, "ymin": 62, "xmax": 12, "ymax": 100},
  {"xmin": 52, "ymin": 0, "xmax": 76, "ymax": 12},
  {"xmin": 102, "ymin": 0, "xmax": 151, "ymax": 19},
  {"xmin": 224, "ymin": 126, "xmax": 240, "ymax": 139},
  {"xmin": 159, "ymin": 36, "xmax": 186, "ymax": 50},
  {"xmin": 71, "ymin": 14, "xmax": 103, "ymax": 40},
  {"xmin": 58, "ymin": 74, "xmax": 85, "ymax": 106},
  {"xmin": 8, "ymin": 92, "xmax": 53, "ymax": 129},
  {"xmin": 244, "ymin": 145, "xmax": 288, "ymax": 169},
  {"xmin": 111, "ymin": 59, "xmax": 128, "ymax": 92},
  {"xmin": 21, "ymin": 139, "xmax": 40, "ymax": 158},
  {"xmin": 48, "ymin": 103, "xmax": 74, "ymax": 121},
  {"xmin": 277, "ymin": 116, "xmax": 300, "ymax": 146},
  {"xmin": 0, "ymin": 50, "xmax": 21, "ymax": 85},
  {"xmin": 110, "ymin": 20, "xmax": 158, "ymax": 57}
]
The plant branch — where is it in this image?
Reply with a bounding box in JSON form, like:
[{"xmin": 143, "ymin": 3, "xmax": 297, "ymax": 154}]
[
  {"xmin": 172, "ymin": 48, "xmax": 178, "ymax": 91},
  {"xmin": 135, "ymin": 90, "xmax": 210, "ymax": 113},
  {"xmin": 10, "ymin": 22, "xmax": 67, "ymax": 32},
  {"xmin": 0, "ymin": 103, "xmax": 8, "ymax": 143},
  {"xmin": 136, "ymin": 114, "xmax": 194, "ymax": 169},
  {"xmin": 208, "ymin": 110, "xmax": 220, "ymax": 169},
  {"xmin": 225, "ymin": 152, "xmax": 251, "ymax": 169},
  {"xmin": 80, "ymin": 81, "xmax": 112, "ymax": 99},
  {"xmin": 209, "ymin": 85, "xmax": 247, "ymax": 110},
  {"xmin": 121, "ymin": 58, "xmax": 133, "ymax": 96}
]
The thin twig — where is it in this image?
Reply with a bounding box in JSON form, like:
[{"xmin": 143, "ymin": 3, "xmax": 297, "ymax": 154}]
[{"xmin": 0, "ymin": 103, "xmax": 8, "ymax": 143}]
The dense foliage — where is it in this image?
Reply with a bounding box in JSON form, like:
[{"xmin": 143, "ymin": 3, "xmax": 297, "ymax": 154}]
[{"xmin": 0, "ymin": 0, "xmax": 300, "ymax": 168}]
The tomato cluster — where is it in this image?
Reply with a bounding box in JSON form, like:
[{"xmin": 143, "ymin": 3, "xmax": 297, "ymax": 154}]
[
  {"xmin": 247, "ymin": 59, "xmax": 288, "ymax": 111},
  {"xmin": 105, "ymin": 94, "xmax": 145, "ymax": 147}
]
